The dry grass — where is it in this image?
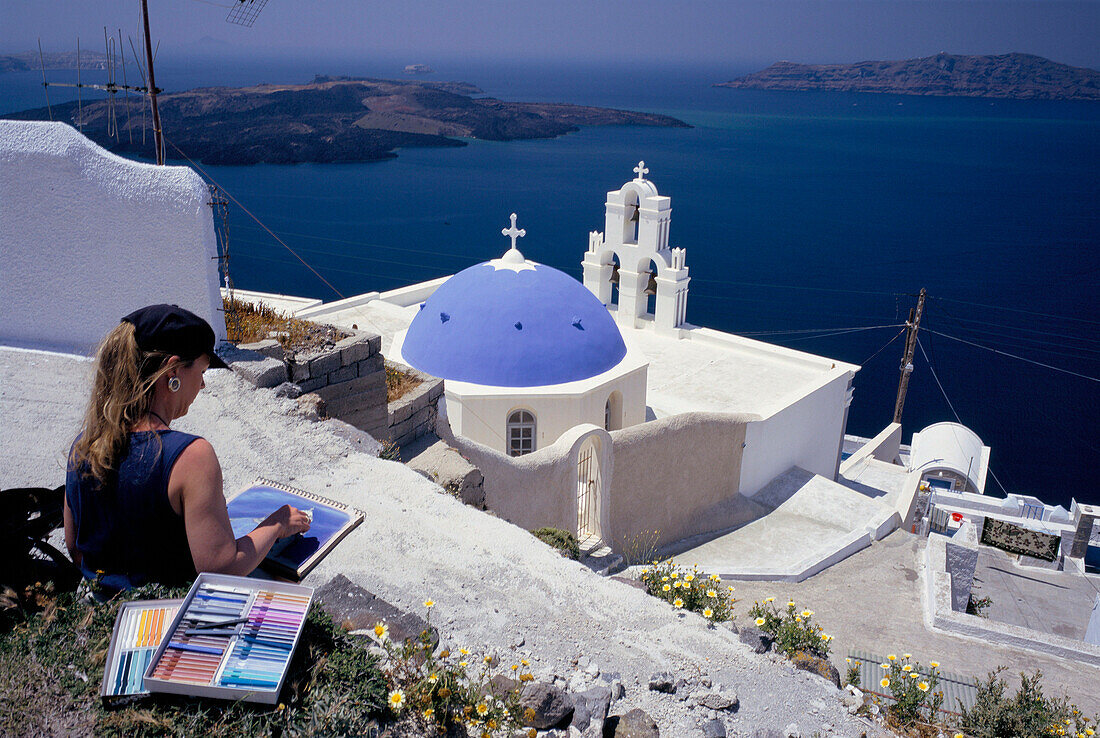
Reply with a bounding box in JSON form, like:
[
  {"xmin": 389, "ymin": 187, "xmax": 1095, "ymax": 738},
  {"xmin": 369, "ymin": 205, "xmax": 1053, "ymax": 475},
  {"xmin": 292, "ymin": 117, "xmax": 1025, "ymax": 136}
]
[
  {"xmin": 386, "ymin": 365, "xmax": 422, "ymax": 403},
  {"xmin": 223, "ymin": 296, "xmax": 349, "ymax": 353}
]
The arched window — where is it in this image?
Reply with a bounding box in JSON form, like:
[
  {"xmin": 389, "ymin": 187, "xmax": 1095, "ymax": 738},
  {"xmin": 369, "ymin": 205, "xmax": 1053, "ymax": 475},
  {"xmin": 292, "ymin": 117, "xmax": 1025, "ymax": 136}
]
[
  {"xmin": 605, "ymin": 399, "xmax": 611, "ymax": 431},
  {"xmin": 507, "ymin": 410, "xmax": 536, "ymax": 457}
]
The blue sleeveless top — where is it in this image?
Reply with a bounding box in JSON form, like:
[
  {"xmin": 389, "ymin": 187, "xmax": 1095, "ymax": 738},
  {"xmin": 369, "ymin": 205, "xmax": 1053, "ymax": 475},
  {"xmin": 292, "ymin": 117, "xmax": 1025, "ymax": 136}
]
[{"xmin": 66, "ymin": 430, "xmax": 201, "ymax": 587}]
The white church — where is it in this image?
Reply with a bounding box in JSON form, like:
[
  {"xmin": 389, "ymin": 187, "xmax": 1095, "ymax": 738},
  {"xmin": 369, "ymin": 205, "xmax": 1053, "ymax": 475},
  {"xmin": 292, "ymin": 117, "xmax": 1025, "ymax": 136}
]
[{"xmin": 234, "ymin": 163, "xmax": 894, "ymax": 569}]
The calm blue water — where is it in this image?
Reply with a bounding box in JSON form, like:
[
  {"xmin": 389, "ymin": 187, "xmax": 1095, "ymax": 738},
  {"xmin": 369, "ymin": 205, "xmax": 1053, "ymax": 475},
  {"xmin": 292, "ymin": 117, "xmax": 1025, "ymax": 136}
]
[{"xmin": 3, "ymin": 55, "xmax": 1098, "ymax": 508}]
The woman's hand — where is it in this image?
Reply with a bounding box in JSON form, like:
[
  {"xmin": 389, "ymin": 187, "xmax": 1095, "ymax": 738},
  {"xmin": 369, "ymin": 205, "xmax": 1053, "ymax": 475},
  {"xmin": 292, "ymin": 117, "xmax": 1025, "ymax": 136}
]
[{"xmin": 268, "ymin": 504, "xmax": 312, "ymax": 538}]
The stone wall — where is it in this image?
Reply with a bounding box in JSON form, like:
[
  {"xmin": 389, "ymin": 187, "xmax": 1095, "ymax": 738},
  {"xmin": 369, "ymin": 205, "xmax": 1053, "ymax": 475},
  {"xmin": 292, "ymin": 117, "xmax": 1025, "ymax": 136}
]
[
  {"xmin": 227, "ymin": 329, "xmax": 388, "ymax": 440},
  {"xmin": 383, "ymin": 362, "xmax": 443, "ymax": 448}
]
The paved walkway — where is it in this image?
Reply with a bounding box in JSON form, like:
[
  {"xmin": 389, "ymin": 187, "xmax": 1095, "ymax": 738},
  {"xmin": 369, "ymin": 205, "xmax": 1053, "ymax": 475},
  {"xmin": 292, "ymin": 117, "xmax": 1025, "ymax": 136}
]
[{"xmin": 714, "ymin": 530, "xmax": 1100, "ymax": 716}]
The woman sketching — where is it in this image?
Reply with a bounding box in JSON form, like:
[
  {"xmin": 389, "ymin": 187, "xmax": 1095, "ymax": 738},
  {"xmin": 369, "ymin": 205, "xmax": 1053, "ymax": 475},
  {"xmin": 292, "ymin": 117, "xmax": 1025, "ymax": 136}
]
[{"xmin": 64, "ymin": 304, "xmax": 311, "ymax": 592}]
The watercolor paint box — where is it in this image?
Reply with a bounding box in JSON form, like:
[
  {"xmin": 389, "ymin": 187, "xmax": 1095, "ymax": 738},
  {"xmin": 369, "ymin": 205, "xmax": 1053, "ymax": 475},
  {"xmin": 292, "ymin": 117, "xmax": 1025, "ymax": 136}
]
[
  {"xmin": 143, "ymin": 573, "xmax": 314, "ymax": 705},
  {"xmin": 101, "ymin": 599, "xmax": 183, "ymax": 704}
]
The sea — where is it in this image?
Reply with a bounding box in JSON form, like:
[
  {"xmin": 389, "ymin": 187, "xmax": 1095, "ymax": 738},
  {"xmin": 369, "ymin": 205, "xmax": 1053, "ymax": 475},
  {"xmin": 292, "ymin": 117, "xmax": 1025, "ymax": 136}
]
[{"xmin": 2, "ymin": 53, "xmax": 1097, "ymax": 510}]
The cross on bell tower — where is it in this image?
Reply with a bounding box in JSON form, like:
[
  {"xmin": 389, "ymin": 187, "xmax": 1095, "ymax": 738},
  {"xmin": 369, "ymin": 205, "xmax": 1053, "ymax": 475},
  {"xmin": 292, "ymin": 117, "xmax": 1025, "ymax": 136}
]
[{"xmin": 633, "ymin": 161, "xmax": 649, "ymax": 181}]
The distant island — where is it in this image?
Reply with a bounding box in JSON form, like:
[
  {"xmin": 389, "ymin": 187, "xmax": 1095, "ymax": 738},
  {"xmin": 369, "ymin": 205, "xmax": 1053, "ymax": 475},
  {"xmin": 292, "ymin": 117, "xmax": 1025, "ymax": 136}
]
[
  {"xmin": 3, "ymin": 75, "xmax": 689, "ymax": 165},
  {"xmin": 716, "ymin": 53, "xmax": 1100, "ymax": 100},
  {"xmin": 403, "ymin": 64, "xmax": 433, "ymax": 75},
  {"xmin": 0, "ymin": 51, "xmax": 109, "ymax": 73}
]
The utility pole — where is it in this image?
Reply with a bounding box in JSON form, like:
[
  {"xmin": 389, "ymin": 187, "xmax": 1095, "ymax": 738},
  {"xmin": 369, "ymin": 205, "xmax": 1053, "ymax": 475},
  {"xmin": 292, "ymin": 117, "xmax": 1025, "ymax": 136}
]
[
  {"xmin": 893, "ymin": 287, "xmax": 927, "ymax": 424},
  {"xmin": 140, "ymin": 0, "xmax": 164, "ymax": 165}
]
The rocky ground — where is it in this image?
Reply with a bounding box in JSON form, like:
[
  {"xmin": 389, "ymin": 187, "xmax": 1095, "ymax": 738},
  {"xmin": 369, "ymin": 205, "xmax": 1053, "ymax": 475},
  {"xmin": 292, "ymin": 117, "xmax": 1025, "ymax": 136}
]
[{"xmin": 1, "ymin": 347, "xmax": 889, "ymax": 736}]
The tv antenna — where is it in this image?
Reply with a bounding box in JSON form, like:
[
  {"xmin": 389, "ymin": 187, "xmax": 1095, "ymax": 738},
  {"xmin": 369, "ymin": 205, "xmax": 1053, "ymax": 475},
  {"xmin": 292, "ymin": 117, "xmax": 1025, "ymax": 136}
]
[{"xmin": 226, "ymin": 0, "xmax": 271, "ymax": 28}]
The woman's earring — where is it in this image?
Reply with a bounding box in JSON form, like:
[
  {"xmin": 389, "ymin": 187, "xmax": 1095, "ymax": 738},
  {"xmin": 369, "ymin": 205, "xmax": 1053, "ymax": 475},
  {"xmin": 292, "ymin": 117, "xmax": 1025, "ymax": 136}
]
[{"xmin": 168, "ymin": 377, "xmax": 181, "ymax": 393}]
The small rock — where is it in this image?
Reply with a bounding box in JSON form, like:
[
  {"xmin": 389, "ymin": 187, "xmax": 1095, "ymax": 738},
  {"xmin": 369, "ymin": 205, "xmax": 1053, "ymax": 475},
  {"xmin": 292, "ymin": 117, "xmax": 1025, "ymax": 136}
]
[
  {"xmin": 295, "ymin": 392, "xmax": 326, "ymax": 420},
  {"xmin": 610, "ymin": 678, "xmax": 625, "ymax": 701},
  {"xmin": 585, "ymin": 661, "xmax": 600, "ymax": 678},
  {"xmin": 490, "ymin": 673, "xmax": 520, "ymax": 695},
  {"xmin": 520, "ymin": 682, "xmax": 575, "ymax": 729},
  {"xmin": 693, "ymin": 689, "xmax": 739, "ymax": 712},
  {"xmin": 785, "ymin": 723, "xmax": 801, "ymax": 738},
  {"xmin": 648, "ymin": 671, "xmax": 676, "ymax": 693},
  {"xmin": 570, "ymin": 685, "xmax": 612, "ymax": 734},
  {"xmin": 609, "ymin": 708, "xmax": 659, "ymax": 738},
  {"xmin": 701, "ymin": 719, "xmax": 726, "ymax": 738},
  {"xmin": 674, "ymin": 678, "xmax": 688, "ymax": 694},
  {"xmin": 789, "ymin": 651, "xmax": 841, "ymax": 688},
  {"xmin": 273, "ymin": 381, "xmax": 302, "ymax": 399},
  {"xmin": 737, "ymin": 625, "xmax": 774, "ymax": 654}
]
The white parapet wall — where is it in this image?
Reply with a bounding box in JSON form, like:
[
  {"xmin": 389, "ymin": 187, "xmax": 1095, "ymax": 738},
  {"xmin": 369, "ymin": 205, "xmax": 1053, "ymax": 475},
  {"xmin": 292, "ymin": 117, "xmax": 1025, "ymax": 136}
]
[{"xmin": 0, "ymin": 121, "xmax": 224, "ymax": 354}]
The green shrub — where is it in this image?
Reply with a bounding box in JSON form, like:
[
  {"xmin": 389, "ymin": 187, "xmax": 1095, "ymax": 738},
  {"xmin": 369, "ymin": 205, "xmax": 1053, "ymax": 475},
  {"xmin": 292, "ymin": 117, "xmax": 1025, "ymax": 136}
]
[
  {"xmin": 873, "ymin": 654, "xmax": 943, "ymax": 727},
  {"xmin": 747, "ymin": 597, "xmax": 832, "ymax": 658},
  {"xmin": 372, "ymin": 603, "xmax": 523, "ymax": 736},
  {"xmin": 955, "ymin": 668, "xmax": 1098, "ymax": 738},
  {"xmin": 639, "ymin": 561, "xmax": 735, "ymax": 623},
  {"xmin": 531, "ymin": 528, "xmax": 580, "ymax": 560},
  {"xmin": 844, "ymin": 658, "xmax": 861, "ymax": 688}
]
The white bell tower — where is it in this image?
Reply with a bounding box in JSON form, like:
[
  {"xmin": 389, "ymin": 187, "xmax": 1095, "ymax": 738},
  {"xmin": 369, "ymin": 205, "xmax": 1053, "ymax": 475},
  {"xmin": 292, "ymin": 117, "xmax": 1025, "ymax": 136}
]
[{"xmin": 582, "ymin": 162, "xmax": 690, "ymax": 335}]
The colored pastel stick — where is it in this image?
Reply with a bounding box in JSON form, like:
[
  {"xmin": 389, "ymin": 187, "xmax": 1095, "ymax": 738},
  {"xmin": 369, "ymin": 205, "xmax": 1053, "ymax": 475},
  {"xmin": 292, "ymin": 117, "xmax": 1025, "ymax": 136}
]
[{"xmin": 168, "ymin": 642, "xmax": 224, "ymax": 655}]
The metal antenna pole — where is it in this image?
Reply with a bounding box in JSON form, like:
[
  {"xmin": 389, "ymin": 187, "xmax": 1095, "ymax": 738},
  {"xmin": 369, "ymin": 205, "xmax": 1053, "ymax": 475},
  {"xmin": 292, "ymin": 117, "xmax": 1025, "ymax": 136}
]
[
  {"xmin": 893, "ymin": 287, "xmax": 927, "ymax": 424},
  {"xmin": 140, "ymin": 0, "xmax": 164, "ymax": 164},
  {"xmin": 37, "ymin": 39, "xmax": 52, "ymax": 121}
]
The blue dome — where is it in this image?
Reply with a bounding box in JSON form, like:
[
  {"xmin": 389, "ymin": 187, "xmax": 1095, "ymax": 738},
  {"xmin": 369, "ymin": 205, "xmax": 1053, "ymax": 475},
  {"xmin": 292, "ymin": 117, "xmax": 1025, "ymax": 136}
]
[{"xmin": 402, "ymin": 260, "xmax": 627, "ymax": 387}]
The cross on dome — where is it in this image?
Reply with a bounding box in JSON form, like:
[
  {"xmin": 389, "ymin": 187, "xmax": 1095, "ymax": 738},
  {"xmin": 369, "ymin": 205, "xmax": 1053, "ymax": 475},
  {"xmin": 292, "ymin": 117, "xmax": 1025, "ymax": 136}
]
[
  {"xmin": 633, "ymin": 160, "xmax": 649, "ymax": 181},
  {"xmin": 495, "ymin": 212, "xmax": 533, "ymax": 271},
  {"xmin": 502, "ymin": 212, "xmax": 526, "ymax": 251}
]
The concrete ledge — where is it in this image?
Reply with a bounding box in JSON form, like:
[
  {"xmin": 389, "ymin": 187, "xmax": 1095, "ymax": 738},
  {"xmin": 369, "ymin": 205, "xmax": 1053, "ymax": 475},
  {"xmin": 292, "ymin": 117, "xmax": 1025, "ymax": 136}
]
[{"xmin": 713, "ymin": 528, "xmax": 874, "ymax": 583}]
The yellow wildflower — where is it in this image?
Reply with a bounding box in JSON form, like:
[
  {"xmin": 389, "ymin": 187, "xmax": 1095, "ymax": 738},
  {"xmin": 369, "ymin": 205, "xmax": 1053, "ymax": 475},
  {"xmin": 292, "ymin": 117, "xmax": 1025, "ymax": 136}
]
[
  {"xmin": 388, "ymin": 689, "xmax": 405, "ymax": 710},
  {"xmin": 902, "ymin": 665, "xmax": 913, "ymax": 672},
  {"xmin": 880, "ymin": 663, "xmax": 890, "ymax": 670},
  {"xmin": 424, "ymin": 707, "xmax": 434, "ymax": 719},
  {"xmin": 374, "ymin": 623, "xmax": 389, "ymax": 640},
  {"xmin": 903, "ymin": 653, "xmax": 912, "ymax": 659},
  {"xmin": 801, "ymin": 609, "xmax": 813, "ymax": 618},
  {"xmin": 930, "ymin": 661, "xmax": 939, "ymax": 668},
  {"xmin": 673, "ymin": 598, "xmax": 684, "ymax": 608},
  {"xmin": 428, "ymin": 673, "xmax": 439, "ymax": 683},
  {"xmin": 880, "ymin": 677, "xmax": 890, "ymax": 688},
  {"xmin": 476, "ymin": 702, "xmax": 489, "ymax": 716},
  {"xmin": 887, "ymin": 654, "xmax": 897, "ymax": 661},
  {"xmin": 706, "ymin": 589, "xmax": 718, "ymax": 598},
  {"xmin": 755, "ymin": 617, "xmax": 765, "ymax": 626},
  {"xmin": 424, "ymin": 599, "xmax": 435, "ymax": 608},
  {"xmin": 703, "ymin": 608, "xmax": 713, "ymax": 618},
  {"xmin": 662, "ymin": 584, "xmax": 671, "ymax": 592},
  {"xmin": 765, "ymin": 596, "xmax": 775, "ymax": 603},
  {"xmin": 684, "ymin": 573, "xmax": 695, "ymax": 582}
]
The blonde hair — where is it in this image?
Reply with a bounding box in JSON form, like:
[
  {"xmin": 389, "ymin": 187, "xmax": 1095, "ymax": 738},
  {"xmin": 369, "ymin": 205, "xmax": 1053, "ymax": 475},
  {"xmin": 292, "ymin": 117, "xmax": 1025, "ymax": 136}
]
[{"xmin": 71, "ymin": 321, "xmax": 181, "ymax": 483}]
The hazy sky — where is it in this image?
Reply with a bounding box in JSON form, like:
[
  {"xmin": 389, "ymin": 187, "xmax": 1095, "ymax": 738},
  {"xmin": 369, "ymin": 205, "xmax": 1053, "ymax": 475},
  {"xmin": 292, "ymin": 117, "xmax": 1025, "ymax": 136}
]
[{"xmin": 2, "ymin": 0, "xmax": 1098, "ymax": 69}]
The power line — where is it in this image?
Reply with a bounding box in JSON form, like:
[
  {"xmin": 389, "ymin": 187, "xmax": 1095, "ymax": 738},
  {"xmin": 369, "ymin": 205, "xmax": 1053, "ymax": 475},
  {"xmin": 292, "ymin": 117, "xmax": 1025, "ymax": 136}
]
[
  {"xmin": 862, "ymin": 327, "xmax": 908, "ymax": 366},
  {"xmin": 163, "ymin": 136, "xmax": 346, "ymax": 300},
  {"xmin": 738, "ymin": 324, "xmax": 905, "ymax": 337},
  {"xmin": 928, "ymin": 295, "xmax": 1100, "ymax": 327},
  {"xmin": 923, "ymin": 329, "xmax": 1100, "ymax": 384}
]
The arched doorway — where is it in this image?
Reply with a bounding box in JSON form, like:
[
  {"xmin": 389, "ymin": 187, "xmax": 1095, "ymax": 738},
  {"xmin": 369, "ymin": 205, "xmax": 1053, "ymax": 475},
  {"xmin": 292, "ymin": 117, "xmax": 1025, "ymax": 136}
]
[{"xmin": 576, "ymin": 435, "xmax": 604, "ymax": 546}]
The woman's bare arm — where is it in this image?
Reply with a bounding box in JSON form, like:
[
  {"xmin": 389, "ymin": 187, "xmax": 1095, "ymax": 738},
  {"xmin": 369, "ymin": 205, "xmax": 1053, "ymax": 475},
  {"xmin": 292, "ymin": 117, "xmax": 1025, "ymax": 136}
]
[
  {"xmin": 172, "ymin": 439, "xmax": 310, "ymax": 576},
  {"xmin": 62, "ymin": 496, "xmax": 81, "ymax": 566}
]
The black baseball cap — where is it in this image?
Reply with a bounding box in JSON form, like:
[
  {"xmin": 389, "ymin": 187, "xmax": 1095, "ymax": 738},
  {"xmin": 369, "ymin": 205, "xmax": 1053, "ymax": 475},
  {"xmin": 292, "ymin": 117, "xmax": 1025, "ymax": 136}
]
[{"xmin": 121, "ymin": 304, "xmax": 229, "ymax": 369}]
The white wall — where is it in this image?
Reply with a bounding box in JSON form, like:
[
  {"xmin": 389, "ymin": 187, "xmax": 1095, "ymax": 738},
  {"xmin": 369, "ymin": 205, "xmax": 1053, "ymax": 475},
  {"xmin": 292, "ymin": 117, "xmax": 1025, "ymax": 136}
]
[
  {"xmin": 740, "ymin": 371, "xmax": 852, "ymax": 497},
  {"xmin": 445, "ymin": 364, "xmax": 648, "ymax": 455},
  {"xmin": 0, "ymin": 121, "xmax": 224, "ymax": 354}
]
